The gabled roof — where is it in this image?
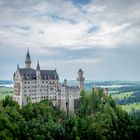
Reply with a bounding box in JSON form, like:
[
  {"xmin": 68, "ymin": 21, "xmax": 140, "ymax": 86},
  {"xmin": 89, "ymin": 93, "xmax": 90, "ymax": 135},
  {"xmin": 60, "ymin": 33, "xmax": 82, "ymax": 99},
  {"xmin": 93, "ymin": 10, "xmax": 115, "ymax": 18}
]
[
  {"xmin": 61, "ymin": 84, "xmax": 79, "ymax": 90},
  {"xmin": 18, "ymin": 68, "xmax": 59, "ymax": 80}
]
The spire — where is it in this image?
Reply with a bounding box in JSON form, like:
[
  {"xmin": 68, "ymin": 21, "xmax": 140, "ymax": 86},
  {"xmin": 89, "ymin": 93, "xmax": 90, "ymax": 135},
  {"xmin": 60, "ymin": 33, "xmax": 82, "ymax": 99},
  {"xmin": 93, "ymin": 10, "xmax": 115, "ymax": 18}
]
[
  {"xmin": 64, "ymin": 78, "xmax": 67, "ymax": 86},
  {"xmin": 17, "ymin": 64, "xmax": 19, "ymax": 70},
  {"xmin": 25, "ymin": 48, "xmax": 31, "ymax": 68},
  {"xmin": 26, "ymin": 48, "xmax": 30, "ymax": 60},
  {"xmin": 36, "ymin": 60, "xmax": 40, "ymax": 70},
  {"xmin": 36, "ymin": 60, "xmax": 41, "ymax": 80}
]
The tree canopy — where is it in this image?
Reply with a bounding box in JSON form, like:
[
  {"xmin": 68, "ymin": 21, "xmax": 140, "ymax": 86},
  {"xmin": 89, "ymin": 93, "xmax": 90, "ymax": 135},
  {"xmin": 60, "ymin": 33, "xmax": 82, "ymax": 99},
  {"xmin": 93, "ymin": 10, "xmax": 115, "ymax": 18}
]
[{"xmin": 0, "ymin": 89, "xmax": 140, "ymax": 140}]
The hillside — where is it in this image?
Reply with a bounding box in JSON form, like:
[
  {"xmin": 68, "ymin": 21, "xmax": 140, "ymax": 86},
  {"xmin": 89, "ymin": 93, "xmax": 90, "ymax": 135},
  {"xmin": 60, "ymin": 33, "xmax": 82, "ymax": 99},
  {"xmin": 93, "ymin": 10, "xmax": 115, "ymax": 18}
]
[{"xmin": 0, "ymin": 89, "xmax": 140, "ymax": 140}]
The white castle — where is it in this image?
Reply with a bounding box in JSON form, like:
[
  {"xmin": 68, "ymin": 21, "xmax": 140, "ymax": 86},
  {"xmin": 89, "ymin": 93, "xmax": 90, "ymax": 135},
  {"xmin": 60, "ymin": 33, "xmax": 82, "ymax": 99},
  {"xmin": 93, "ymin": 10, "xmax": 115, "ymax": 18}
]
[{"xmin": 13, "ymin": 50, "xmax": 85, "ymax": 113}]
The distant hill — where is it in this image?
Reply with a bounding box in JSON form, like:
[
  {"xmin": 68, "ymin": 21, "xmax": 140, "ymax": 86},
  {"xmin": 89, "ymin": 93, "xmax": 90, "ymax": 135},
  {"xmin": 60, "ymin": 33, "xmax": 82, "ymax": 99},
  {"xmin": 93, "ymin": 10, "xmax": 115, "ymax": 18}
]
[
  {"xmin": 0, "ymin": 80, "xmax": 13, "ymax": 84},
  {"xmin": 1, "ymin": 80, "xmax": 140, "ymax": 89}
]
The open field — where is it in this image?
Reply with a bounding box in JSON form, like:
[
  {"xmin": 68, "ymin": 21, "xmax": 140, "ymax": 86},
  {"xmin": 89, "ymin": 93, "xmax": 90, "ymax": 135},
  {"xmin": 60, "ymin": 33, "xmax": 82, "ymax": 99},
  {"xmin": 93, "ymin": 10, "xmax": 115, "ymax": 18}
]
[
  {"xmin": 110, "ymin": 90, "xmax": 140, "ymax": 112},
  {"xmin": 0, "ymin": 93, "xmax": 13, "ymax": 100},
  {"xmin": 0, "ymin": 86, "xmax": 13, "ymax": 100},
  {"xmin": 0, "ymin": 87, "xmax": 13, "ymax": 93},
  {"xmin": 110, "ymin": 92, "xmax": 133, "ymax": 100},
  {"xmin": 121, "ymin": 103, "xmax": 140, "ymax": 113}
]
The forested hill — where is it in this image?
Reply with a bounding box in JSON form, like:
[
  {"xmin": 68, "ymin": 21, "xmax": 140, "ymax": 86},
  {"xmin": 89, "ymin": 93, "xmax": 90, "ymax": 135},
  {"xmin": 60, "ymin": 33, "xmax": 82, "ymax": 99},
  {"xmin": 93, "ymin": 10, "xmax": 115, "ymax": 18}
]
[{"xmin": 0, "ymin": 89, "xmax": 140, "ymax": 140}]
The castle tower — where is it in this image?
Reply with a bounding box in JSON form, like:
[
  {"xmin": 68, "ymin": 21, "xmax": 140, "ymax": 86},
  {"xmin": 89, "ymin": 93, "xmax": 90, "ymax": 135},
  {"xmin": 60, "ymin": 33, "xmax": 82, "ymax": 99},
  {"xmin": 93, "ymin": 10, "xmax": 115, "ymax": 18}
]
[
  {"xmin": 25, "ymin": 49, "xmax": 31, "ymax": 68},
  {"xmin": 77, "ymin": 69, "xmax": 85, "ymax": 90}
]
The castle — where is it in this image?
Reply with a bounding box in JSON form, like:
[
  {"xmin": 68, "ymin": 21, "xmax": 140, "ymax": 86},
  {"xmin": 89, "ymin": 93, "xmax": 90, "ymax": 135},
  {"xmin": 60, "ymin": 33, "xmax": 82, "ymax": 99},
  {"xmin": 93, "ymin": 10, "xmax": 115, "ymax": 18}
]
[{"xmin": 13, "ymin": 50, "xmax": 85, "ymax": 112}]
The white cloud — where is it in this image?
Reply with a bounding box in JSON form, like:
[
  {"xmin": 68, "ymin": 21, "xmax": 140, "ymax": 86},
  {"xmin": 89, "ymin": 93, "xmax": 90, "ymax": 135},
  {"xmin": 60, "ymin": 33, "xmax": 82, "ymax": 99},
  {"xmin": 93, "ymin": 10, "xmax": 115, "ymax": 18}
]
[
  {"xmin": 0, "ymin": 0, "xmax": 140, "ymax": 52},
  {"xmin": 0, "ymin": 0, "xmax": 140, "ymax": 80},
  {"xmin": 0, "ymin": 2, "xmax": 139, "ymax": 55}
]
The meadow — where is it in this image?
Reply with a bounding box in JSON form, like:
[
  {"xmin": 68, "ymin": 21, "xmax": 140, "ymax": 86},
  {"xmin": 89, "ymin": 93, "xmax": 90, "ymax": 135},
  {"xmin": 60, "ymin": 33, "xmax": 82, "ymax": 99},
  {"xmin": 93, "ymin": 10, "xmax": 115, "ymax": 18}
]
[
  {"xmin": 0, "ymin": 86, "xmax": 13, "ymax": 99},
  {"xmin": 121, "ymin": 103, "xmax": 140, "ymax": 113},
  {"xmin": 110, "ymin": 91, "xmax": 133, "ymax": 100},
  {"xmin": 110, "ymin": 90, "xmax": 140, "ymax": 112}
]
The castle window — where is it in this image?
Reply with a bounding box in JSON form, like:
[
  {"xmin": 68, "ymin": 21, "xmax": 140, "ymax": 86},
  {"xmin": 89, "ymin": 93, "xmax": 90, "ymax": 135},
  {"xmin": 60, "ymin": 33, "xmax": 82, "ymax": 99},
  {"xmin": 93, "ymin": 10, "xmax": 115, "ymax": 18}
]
[{"xmin": 50, "ymin": 88, "xmax": 54, "ymax": 91}]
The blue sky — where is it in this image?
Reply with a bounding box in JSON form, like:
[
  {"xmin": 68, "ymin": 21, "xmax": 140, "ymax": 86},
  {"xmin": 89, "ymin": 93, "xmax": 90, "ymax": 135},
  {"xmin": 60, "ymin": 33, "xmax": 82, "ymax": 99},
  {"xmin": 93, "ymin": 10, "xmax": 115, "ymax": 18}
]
[{"xmin": 0, "ymin": 0, "xmax": 140, "ymax": 80}]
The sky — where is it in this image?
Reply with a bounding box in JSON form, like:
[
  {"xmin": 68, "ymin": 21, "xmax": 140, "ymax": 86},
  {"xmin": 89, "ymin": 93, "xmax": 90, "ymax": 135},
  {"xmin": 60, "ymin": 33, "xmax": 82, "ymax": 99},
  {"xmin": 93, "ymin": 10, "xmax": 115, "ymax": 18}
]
[{"xmin": 0, "ymin": 0, "xmax": 140, "ymax": 81}]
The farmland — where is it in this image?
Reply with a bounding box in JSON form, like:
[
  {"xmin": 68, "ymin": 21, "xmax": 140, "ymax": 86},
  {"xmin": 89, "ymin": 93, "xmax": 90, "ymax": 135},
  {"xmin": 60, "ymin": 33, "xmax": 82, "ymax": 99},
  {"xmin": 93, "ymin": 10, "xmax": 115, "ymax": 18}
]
[{"xmin": 0, "ymin": 86, "xmax": 13, "ymax": 99}]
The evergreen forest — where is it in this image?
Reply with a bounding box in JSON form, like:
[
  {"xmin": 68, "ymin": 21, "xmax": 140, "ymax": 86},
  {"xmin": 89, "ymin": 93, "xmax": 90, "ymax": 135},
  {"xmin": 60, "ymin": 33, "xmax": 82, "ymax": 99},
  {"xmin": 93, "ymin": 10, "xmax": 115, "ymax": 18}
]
[{"xmin": 0, "ymin": 89, "xmax": 140, "ymax": 140}]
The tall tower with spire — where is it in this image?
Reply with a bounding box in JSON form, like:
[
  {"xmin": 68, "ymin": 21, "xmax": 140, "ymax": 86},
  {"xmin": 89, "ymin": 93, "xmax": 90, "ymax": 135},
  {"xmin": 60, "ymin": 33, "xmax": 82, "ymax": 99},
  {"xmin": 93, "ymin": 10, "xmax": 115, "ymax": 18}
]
[
  {"xmin": 77, "ymin": 69, "xmax": 85, "ymax": 91},
  {"xmin": 25, "ymin": 49, "xmax": 31, "ymax": 68}
]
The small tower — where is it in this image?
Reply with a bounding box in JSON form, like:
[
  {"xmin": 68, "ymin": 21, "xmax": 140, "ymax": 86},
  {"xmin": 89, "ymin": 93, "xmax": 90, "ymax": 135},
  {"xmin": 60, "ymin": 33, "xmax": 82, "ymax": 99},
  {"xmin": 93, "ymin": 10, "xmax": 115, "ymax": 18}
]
[
  {"xmin": 36, "ymin": 60, "xmax": 41, "ymax": 80},
  {"xmin": 25, "ymin": 49, "xmax": 31, "ymax": 68},
  {"xmin": 64, "ymin": 79, "xmax": 67, "ymax": 87},
  {"xmin": 17, "ymin": 64, "xmax": 19, "ymax": 70},
  {"xmin": 36, "ymin": 60, "xmax": 40, "ymax": 71},
  {"xmin": 77, "ymin": 69, "xmax": 85, "ymax": 90}
]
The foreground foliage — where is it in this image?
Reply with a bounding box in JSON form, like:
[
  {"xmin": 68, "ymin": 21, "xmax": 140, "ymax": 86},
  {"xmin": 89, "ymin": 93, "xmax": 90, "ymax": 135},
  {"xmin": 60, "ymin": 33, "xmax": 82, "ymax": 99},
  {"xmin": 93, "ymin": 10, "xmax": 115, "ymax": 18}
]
[{"xmin": 0, "ymin": 89, "xmax": 140, "ymax": 140}]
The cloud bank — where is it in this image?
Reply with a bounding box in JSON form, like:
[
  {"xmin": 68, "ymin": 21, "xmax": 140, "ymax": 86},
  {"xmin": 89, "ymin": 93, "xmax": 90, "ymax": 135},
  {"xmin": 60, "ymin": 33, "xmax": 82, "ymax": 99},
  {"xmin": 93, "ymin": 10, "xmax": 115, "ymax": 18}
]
[{"xmin": 0, "ymin": 0, "xmax": 140, "ymax": 80}]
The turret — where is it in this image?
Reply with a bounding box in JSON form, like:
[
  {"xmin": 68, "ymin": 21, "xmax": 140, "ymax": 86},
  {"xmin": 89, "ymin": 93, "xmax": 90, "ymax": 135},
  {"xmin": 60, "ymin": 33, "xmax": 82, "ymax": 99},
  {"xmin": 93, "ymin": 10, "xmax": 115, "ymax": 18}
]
[
  {"xmin": 64, "ymin": 79, "xmax": 67, "ymax": 87},
  {"xmin": 13, "ymin": 64, "xmax": 19, "ymax": 80},
  {"xmin": 77, "ymin": 69, "xmax": 85, "ymax": 90},
  {"xmin": 17, "ymin": 64, "xmax": 19, "ymax": 70},
  {"xmin": 36, "ymin": 60, "xmax": 40, "ymax": 71},
  {"xmin": 13, "ymin": 72, "xmax": 16, "ymax": 81},
  {"xmin": 36, "ymin": 60, "xmax": 41, "ymax": 80},
  {"xmin": 25, "ymin": 49, "xmax": 31, "ymax": 68}
]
